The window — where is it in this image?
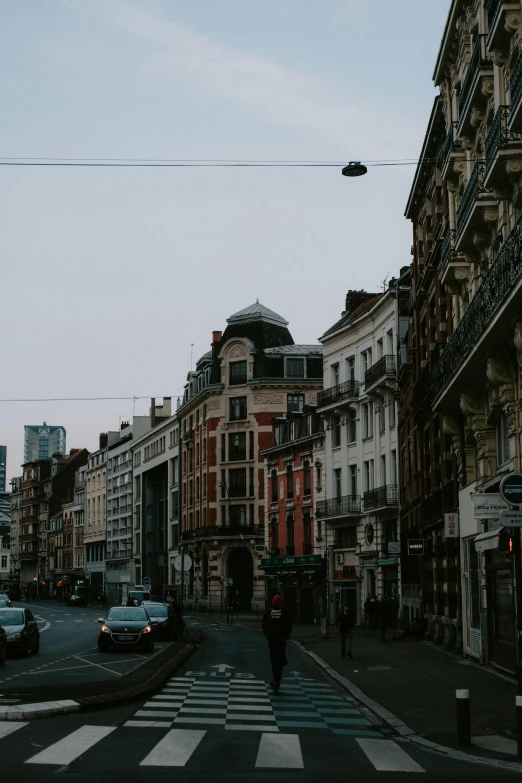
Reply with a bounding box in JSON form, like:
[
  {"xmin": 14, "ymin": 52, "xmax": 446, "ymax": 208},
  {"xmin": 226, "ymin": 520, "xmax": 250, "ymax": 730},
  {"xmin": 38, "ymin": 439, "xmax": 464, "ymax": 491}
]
[
  {"xmin": 331, "ymin": 363, "xmax": 340, "ymax": 387},
  {"xmin": 363, "ymin": 402, "xmax": 374, "ymax": 439},
  {"xmin": 346, "ymin": 356, "xmax": 355, "ymax": 382},
  {"xmin": 230, "ymin": 505, "xmax": 246, "ymax": 526},
  {"xmin": 229, "ymin": 433, "xmax": 246, "ymax": 461},
  {"xmin": 249, "ymin": 467, "xmax": 255, "ymax": 497},
  {"xmin": 286, "ymin": 357, "xmax": 305, "ymax": 378},
  {"xmin": 286, "ymin": 464, "xmax": 294, "ymax": 500},
  {"xmin": 334, "ymin": 468, "xmax": 342, "ymax": 499},
  {"xmin": 203, "ymin": 438, "xmax": 207, "ymax": 462},
  {"xmin": 303, "ymin": 461, "xmax": 311, "ymax": 496},
  {"xmin": 229, "ymin": 468, "xmax": 247, "ymax": 497},
  {"xmin": 316, "ymin": 463, "xmax": 322, "ymax": 491},
  {"xmin": 349, "ymin": 465, "xmax": 357, "ymax": 496},
  {"xmin": 271, "ymin": 469, "xmax": 278, "ymax": 503},
  {"xmin": 348, "ymin": 409, "xmax": 357, "ymax": 443},
  {"xmin": 133, "ymin": 451, "xmax": 141, "ymax": 468},
  {"xmin": 378, "ymin": 403, "xmax": 385, "ymax": 434},
  {"xmin": 336, "ymin": 527, "xmax": 357, "ymax": 548},
  {"xmin": 391, "ymin": 450, "xmax": 397, "ymax": 485},
  {"xmin": 389, "ymin": 399, "xmax": 396, "ymax": 427},
  {"xmin": 361, "ymin": 349, "xmax": 372, "ymax": 375},
  {"xmin": 381, "ymin": 455, "xmax": 387, "ymax": 485},
  {"xmin": 249, "ymin": 431, "xmax": 254, "ymax": 460},
  {"xmin": 271, "ymin": 517, "xmax": 278, "ymax": 548},
  {"xmin": 230, "ymin": 361, "xmax": 247, "ymax": 385},
  {"xmin": 387, "ymin": 329, "xmax": 394, "ymax": 355},
  {"xmin": 364, "ymin": 460, "xmax": 374, "ymax": 491},
  {"xmin": 221, "ymin": 470, "xmax": 226, "ymax": 499},
  {"xmin": 333, "ymin": 415, "xmax": 341, "ymax": 448},
  {"xmin": 376, "ymin": 338, "xmax": 383, "ymax": 360},
  {"xmin": 286, "ymin": 515, "xmax": 295, "ymax": 552},
  {"xmin": 287, "ymin": 394, "xmax": 304, "ymax": 413},
  {"xmin": 171, "ymin": 456, "xmax": 179, "ymax": 485},
  {"xmin": 171, "ymin": 490, "xmax": 179, "ymax": 519},
  {"xmin": 497, "ymin": 412, "xmax": 511, "ymax": 467},
  {"xmin": 230, "ymin": 397, "xmax": 247, "ymax": 420},
  {"xmin": 221, "ymin": 434, "xmax": 226, "ymax": 462}
]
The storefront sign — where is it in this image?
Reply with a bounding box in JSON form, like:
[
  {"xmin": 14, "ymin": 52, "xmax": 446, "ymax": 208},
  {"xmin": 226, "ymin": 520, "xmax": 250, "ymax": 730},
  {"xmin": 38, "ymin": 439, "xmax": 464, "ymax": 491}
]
[
  {"xmin": 500, "ymin": 473, "xmax": 522, "ymax": 506},
  {"xmin": 473, "ymin": 494, "xmax": 509, "ymax": 519},
  {"xmin": 444, "ymin": 513, "xmax": 459, "ymax": 538},
  {"xmin": 260, "ymin": 554, "xmax": 322, "ymax": 568},
  {"xmin": 387, "ymin": 542, "xmax": 401, "ymax": 555},
  {"xmin": 407, "ymin": 539, "xmax": 424, "ymax": 556},
  {"xmin": 255, "ymin": 545, "xmax": 265, "ymax": 552},
  {"xmin": 378, "ymin": 558, "xmax": 398, "ymax": 566}
]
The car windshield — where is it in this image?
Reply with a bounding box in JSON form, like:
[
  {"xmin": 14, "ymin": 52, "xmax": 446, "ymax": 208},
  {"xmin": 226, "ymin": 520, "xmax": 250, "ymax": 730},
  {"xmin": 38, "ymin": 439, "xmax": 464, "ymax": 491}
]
[
  {"xmin": 107, "ymin": 608, "xmax": 147, "ymax": 622},
  {"xmin": 130, "ymin": 591, "xmax": 150, "ymax": 601},
  {"xmin": 0, "ymin": 611, "xmax": 23, "ymax": 626},
  {"xmin": 147, "ymin": 606, "xmax": 168, "ymax": 617}
]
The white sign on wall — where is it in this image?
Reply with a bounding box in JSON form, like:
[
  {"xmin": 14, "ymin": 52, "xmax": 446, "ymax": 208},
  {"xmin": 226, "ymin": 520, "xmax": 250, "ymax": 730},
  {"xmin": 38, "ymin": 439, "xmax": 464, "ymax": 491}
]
[{"xmin": 473, "ymin": 494, "xmax": 509, "ymax": 519}]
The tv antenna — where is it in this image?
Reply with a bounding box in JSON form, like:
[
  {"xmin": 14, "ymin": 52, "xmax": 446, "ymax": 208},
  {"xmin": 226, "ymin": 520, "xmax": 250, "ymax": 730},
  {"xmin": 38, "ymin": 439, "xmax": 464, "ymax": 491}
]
[
  {"xmin": 377, "ymin": 271, "xmax": 390, "ymax": 292},
  {"xmin": 190, "ymin": 343, "xmax": 194, "ymax": 371}
]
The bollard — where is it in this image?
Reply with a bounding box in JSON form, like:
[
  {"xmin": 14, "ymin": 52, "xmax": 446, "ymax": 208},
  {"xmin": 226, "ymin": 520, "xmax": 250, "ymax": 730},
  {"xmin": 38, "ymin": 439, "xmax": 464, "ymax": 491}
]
[
  {"xmin": 456, "ymin": 689, "xmax": 471, "ymax": 746},
  {"xmin": 517, "ymin": 695, "xmax": 522, "ymax": 758}
]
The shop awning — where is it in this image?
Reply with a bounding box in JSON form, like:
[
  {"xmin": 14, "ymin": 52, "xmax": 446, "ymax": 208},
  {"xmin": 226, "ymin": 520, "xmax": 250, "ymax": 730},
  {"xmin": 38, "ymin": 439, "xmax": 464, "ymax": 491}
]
[{"xmin": 474, "ymin": 529, "xmax": 502, "ymax": 553}]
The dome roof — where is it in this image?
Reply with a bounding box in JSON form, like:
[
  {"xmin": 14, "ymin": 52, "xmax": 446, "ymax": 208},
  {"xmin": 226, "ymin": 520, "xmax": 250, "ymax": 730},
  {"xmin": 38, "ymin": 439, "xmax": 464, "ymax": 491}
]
[{"xmin": 227, "ymin": 300, "xmax": 288, "ymax": 327}]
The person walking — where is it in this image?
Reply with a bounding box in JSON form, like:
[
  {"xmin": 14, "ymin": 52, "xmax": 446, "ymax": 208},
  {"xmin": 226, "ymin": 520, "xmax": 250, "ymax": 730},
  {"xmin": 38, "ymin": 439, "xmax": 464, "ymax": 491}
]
[
  {"xmin": 262, "ymin": 594, "xmax": 292, "ymax": 694},
  {"xmin": 99, "ymin": 591, "xmax": 107, "ymax": 608},
  {"xmin": 335, "ymin": 605, "xmax": 355, "ymax": 659},
  {"xmin": 378, "ymin": 595, "xmax": 392, "ymax": 642}
]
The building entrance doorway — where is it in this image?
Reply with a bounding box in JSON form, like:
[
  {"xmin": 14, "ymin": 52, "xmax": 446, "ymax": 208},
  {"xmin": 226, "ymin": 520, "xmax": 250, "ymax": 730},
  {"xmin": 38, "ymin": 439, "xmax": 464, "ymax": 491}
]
[{"xmin": 228, "ymin": 547, "xmax": 253, "ymax": 611}]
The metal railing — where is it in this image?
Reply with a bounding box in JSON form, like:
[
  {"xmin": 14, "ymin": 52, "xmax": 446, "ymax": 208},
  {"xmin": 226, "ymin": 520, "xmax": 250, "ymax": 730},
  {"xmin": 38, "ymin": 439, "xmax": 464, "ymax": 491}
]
[
  {"xmin": 187, "ymin": 523, "xmax": 264, "ymax": 539},
  {"xmin": 432, "ymin": 211, "xmax": 522, "ymax": 400},
  {"xmin": 317, "ymin": 380, "xmax": 359, "ymax": 409},
  {"xmin": 486, "ymin": 0, "xmax": 502, "ymax": 29},
  {"xmin": 458, "ymin": 35, "xmax": 491, "ymax": 117},
  {"xmin": 365, "ymin": 355, "xmax": 396, "ymax": 387},
  {"xmin": 511, "ymin": 52, "xmax": 522, "ymax": 113},
  {"xmin": 316, "ymin": 495, "xmax": 362, "ymax": 519},
  {"xmin": 485, "ymin": 106, "xmax": 521, "ymax": 169},
  {"xmin": 456, "ymin": 165, "xmax": 478, "ymax": 231},
  {"xmin": 363, "ymin": 485, "xmax": 399, "ymax": 510}
]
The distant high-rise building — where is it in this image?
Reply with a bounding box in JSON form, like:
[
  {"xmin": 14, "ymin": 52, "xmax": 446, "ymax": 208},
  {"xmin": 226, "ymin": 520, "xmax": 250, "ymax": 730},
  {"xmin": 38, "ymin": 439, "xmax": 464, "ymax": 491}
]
[
  {"xmin": 0, "ymin": 446, "xmax": 6, "ymax": 492},
  {"xmin": 24, "ymin": 423, "xmax": 66, "ymax": 463}
]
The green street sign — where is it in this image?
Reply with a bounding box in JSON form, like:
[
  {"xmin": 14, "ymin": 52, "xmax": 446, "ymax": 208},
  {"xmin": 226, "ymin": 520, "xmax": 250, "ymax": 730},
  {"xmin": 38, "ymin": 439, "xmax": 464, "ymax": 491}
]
[{"xmin": 260, "ymin": 554, "xmax": 321, "ymax": 567}]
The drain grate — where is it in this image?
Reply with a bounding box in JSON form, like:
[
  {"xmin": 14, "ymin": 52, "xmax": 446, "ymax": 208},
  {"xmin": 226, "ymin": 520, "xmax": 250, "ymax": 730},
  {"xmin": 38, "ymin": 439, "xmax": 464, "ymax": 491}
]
[{"xmin": 366, "ymin": 665, "xmax": 392, "ymax": 671}]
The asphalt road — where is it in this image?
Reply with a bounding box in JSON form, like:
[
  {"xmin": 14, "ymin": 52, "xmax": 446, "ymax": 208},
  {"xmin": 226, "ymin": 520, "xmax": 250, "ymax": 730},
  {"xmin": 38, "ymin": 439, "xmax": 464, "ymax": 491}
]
[
  {"xmin": 0, "ymin": 601, "xmax": 156, "ymax": 697},
  {"xmin": 0, "ymin": 619, "xmax": 514, "ymax": 781}
]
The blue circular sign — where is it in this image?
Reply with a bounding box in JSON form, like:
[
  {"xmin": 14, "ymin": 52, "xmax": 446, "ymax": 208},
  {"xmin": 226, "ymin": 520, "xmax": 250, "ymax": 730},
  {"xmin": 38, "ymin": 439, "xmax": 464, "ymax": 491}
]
[{"xmin": 500, "ymin": 473, "xmax": 522, "ymax": 506}]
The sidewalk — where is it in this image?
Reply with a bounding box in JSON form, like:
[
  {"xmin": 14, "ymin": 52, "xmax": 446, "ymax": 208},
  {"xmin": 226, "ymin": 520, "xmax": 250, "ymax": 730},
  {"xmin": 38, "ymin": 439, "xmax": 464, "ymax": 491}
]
[{"xmin": 192, "ymin": 611, "xmax": 519, "ymax": 758}]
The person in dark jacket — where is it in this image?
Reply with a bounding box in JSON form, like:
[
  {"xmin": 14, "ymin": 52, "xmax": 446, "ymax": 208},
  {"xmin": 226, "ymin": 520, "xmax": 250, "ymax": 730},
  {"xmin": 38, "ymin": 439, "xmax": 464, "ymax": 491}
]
[
  {"xmin": 378, "ymin": 596, "xmax": 392, "ymax": 642},
  {"xmin": 262, "ymin": 594, "xmax": 292, "ymax": 693},
  {"xmin": 335, "ymin": 605, "xmax": 355, "ymax": 659}
]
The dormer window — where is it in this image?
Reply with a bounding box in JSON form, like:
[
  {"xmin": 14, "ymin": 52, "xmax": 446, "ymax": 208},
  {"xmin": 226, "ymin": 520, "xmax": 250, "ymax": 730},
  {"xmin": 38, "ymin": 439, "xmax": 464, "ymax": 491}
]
[
  {"xmin": 230, "ymin": 361, "xmax": 247, "ymax": 386},
  {"xmin": 286, "ymin": 357, "xmax": 305, "ymax": 378}
]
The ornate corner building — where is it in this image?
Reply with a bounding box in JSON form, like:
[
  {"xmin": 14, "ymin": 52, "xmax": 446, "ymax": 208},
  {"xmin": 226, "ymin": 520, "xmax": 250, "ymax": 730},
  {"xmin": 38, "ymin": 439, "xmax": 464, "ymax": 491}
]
[{"xmin": 403, "ymin": 0, "xmax": 522, "ymax": 672}]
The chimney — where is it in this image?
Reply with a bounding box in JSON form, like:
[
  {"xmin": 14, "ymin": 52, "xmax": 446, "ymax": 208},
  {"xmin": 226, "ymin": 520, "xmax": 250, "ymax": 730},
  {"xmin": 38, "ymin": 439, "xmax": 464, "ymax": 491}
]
[
  {"xmin": 150, "ymin": 398, "xmax": 156, "ymax": 429},
  {"xmin": 155, "ymin": 397, "xmax": 172, "ymax": 424},
  {"xmin": 52, "ymin": 452, "xmax": 63, "ymax": 460},
  {"xmin": 120, "ymin": 420, "xmax": 130, "ymax": 431},
  {"xmin": 212, "ymin": 331, "xmax": 222, "ymax": 344},
  {"xmin": 345, "ymin": 290, "xmax": 377, "ymax": 314},
  {"xmin": 99, "ymin": 433, "xmax": 108, "ymax": 449}
]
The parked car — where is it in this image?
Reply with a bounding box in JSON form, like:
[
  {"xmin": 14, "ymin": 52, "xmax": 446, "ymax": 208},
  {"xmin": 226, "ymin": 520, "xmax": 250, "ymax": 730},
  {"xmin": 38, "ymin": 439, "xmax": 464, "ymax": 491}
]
[
  {"xmin": 0, "ymin": 625, "xmax": 6, "ymax": 666},
  {"xmin": 0, "ymin": 608, "xmax": 40, "ymax": 657},
  {"xmin": 0, "ymin": 594, "xmax": 12, "ymax": 607},
  {"xmin": 142, "ymin": 602, "xmax": 179, "ymax": 641},
  {"xmin": 97, "ymin": 606, "xmax": 155, "ymax": 653},
  {"xmin": 67, "ymin": 595, "xmax": 87, "ymax": 607}
]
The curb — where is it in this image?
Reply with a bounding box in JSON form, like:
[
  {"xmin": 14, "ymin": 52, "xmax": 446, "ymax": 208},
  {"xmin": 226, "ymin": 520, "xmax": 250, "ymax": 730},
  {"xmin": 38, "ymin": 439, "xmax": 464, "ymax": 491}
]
[{"xmin": 0, "ymin": 643, "xmax": 196, "ymax": 721}]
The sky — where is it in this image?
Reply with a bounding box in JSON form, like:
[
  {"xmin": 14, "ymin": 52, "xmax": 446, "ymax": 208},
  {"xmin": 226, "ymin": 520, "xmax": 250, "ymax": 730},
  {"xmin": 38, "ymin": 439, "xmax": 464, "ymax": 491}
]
[{"xmin": 1, "ymin": 0, "xmax": 451, "ymax": 483}]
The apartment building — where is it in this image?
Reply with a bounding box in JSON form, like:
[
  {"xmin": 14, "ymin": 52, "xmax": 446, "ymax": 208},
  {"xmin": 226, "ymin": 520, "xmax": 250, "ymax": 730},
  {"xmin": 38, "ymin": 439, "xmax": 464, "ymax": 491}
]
[
  {"xmin": 84, "ymin": 440, "xmax": 109, "ymax": 599},
  {"xmin": 9, "ymin": 476, "xmax": 22, "ymax": 589}
]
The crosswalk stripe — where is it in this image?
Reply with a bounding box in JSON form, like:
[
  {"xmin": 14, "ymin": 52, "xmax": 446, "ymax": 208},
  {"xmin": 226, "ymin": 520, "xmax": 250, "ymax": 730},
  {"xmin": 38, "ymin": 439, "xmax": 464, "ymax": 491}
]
[
  {"xmin": 255, "ymin": 733, "xmax": 304, "ymax": 768},
  {"xmin": 124, "ymin": 721, "xmax": 172, "ymax": 728},
  {"xmin": 174, "ymin": 717, "xmax": 225, "ymax": 726},
  {"xmin": 226, "ymin": 724, "xmax": 279, "ymax": 732},
  {"xmin": 0, "ymin": 722, "xmax": 29, "ymax": 739},
  {"xmin": 144, "ymin": 702, "xmax": 183, "ymax": 708},
  {"xmin": 140, "ymin": 729, "xmax": 205, "ymax": 767},
  {"xmin": 179, "ymin": 707, "xmax": 227, "ymax": 714},
  {"xmin": 229, "ymin": 697, "xmax": 270, "ymax": 703},
  {"xmin": 183, "ymin": 700, "xmax": 228, "ymax": 707},
  {"xmin": 227, "ymin": 714, "xmax": 276, "ymax": 721},
  {"xmin": 227, "ymin": 704, "xmax": 273, "ymax": 711},
  {"xmin": 25, "ymin": 725, "xmax": 116, "ymax": 766},
  {"xmin": 356, "ymin": 739, "xmax": 425, "ymax": 772},
  {"xmin": 136, "ymin": 710, "xmax": 179, "ymax": 718}
]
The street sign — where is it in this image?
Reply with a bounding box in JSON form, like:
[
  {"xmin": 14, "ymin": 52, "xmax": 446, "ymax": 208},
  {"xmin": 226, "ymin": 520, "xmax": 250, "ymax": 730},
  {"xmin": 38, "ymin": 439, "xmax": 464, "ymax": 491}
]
[
  {"xmin": 501, "ymin": 510, "xmax": 522, "ymax": 526},
  {"xmin": 174, "ymin": 572, "xmax": 190, "ymax": 585},
  {"xmin": 407, "ymin": 539, "xmax": 424, "ymax": 556},
  {"xmin": 500, "ymin": 473, "xmax": 522, "ymax": 506},
  {"xmin": 143, "ymin": 576, "xmax": 151, "ymax": 585},
  {"xmin": 474, "ymin": 493, "xmax": 509, "ymax": 519},
  {"xmin": 174, "ymin": 553, "xmax": 193, "ymax": 572},
  {"xmin": 388, "ymin": 541, "xmax": 401, "ymax": 555}
]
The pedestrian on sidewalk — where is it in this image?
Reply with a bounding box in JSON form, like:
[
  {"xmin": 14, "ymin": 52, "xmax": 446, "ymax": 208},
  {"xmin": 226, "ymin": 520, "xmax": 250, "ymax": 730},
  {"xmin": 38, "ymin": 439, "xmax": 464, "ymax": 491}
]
[
  {"xmin": 378, "ymin": 595, "xmax": 392, "ymax": 642},
  {"xmin": 335, "ymin": 605, "xmax": 355, "ymax": 659},
  {"xmin": 262, "ymin": 594, "xmax": 292, "ymax": 694}
]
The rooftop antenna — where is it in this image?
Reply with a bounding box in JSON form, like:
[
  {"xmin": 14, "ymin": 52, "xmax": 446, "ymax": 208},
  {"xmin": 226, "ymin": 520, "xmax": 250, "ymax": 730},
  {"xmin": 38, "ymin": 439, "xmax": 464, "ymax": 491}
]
[
  {"xmin": 377, "ymin": 271, "xmax": 390, "ymax": 292},
  {"xmin": 190, "ymin": 343, "xmax": 194, "ymax": 371}
]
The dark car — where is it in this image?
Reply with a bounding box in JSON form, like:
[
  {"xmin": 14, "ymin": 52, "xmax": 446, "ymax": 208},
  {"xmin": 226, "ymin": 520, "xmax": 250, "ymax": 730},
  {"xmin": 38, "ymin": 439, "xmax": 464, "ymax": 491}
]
[
  {"xmin": 142, "ymin": 602, "xmax": 178, "ymax": 641},
  {"xmin": 0, "ymin": 594, "xmax": 12, "ymax": 607},
  {"xmin": 0, "ymin": 607, "xmax": 40, "ymax": 657},
  {"xmin": 97, "ymin": 606, "xmax": 155, "ymax": 653},
  {"xmin": 67, "ymin": 595, "xmax": 87, "ymax": 607},
  {"xmin": 0, "ymin": 626, "xmax": 6, "ymax": 666}
]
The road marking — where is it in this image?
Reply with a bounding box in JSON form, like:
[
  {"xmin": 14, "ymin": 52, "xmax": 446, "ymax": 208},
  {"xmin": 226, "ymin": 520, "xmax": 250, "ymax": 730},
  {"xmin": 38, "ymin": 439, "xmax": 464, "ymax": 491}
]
[
  {"xmin": 25, "ymin": 725, "xmax": 116, "ymax": 765},
  {"xmin": 227, "ymin": 714, "xmax": 276, "ymax": 722},
  {"xmin": 139, "ymin": 729, "xmax": 206, "ymax": 766},
  {"xmin": 124, "ymin": 721, "xmax": 172, "ymax": 728},
  {"xmin": 174, "ymin": 716, "xmax": 226, "ymax": 726},
  {"xmin": 256, "ymin": 733, "xmax": 303, "ymax": 768},
  {"xmin": 183, "ymin": 699, "xmax": 228, "ymax": 707},
  {"xmin": 225, "ymin": 704, "xmax": 273, "ymax": 712},
  {"xmin": 136, "ymin": 710, "xmax": 180, "ymax": 718},
  {"xmin": 228, "ymin": 697, "xmax": 270, "ymax": 703},
  {"xmin": 0, "ymin": 722, "xmax": 29, "ymax": 739},
  {"xmin": 144, "ymin": 702, "xmax": 184, "ymax": 709},
  {"xmin": 73, "ymin": 655, "xmax": 124, "ymax": 675},
  {"xmin": 179, "ymin": 707, "xmax": 227, "ymax": 714},
  {"xmin": 226, "ymin": 724, "xmax": 278, "ymax": 732},
  {"xmin": 356, "ymin": 739, "xmax": 425, "ymax": 772}
]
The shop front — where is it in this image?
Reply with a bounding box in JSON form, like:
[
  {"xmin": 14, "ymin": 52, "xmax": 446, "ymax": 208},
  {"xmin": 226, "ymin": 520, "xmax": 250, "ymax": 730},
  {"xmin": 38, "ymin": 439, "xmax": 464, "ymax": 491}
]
[
  {"xmin": 260, "ymin": 554, "xmax": 326, "ymax": 624},
  {"xmin": 329, "ymin": 564, "xmax": 360, "ymax": 624}
]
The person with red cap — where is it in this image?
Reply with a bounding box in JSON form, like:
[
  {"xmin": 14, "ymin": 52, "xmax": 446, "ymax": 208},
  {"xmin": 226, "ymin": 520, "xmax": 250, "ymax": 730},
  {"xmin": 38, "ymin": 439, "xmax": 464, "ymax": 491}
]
[{"xmin": 262, "ymin": 594, "xmax": 292, "ymax": 693}]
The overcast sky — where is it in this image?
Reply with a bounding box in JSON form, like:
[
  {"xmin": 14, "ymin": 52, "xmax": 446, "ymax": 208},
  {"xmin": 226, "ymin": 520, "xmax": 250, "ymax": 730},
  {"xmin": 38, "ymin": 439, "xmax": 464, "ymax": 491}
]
[{"xmin": 1, "ymin": 0, "xmax": 451, "ymax": 482}]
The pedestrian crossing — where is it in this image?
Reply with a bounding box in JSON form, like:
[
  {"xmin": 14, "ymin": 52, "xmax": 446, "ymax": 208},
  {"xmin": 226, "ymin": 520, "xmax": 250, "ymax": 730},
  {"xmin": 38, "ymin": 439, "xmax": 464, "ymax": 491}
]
[
  {"xmin": 126, "ymin": 675, "xmax": 379, "ymax": 735},
  {"xmin": 1, "ymin": 720, "xmax": 428, "ymax": 771}
]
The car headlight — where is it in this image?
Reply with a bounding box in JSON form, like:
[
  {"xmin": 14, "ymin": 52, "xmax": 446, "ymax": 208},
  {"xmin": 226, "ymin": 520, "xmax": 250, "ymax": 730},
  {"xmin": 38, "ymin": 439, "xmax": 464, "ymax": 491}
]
[
  {"xmin": 100, "ymin": 625, "xmax": 111, "ymax": 633},
  {"xmin": 7, "ymin": 633, "xmax": 21, "ymax": 640},
  {"xmin": 142, "ymin": 625, "xmax": 152, "ymax": 634}
]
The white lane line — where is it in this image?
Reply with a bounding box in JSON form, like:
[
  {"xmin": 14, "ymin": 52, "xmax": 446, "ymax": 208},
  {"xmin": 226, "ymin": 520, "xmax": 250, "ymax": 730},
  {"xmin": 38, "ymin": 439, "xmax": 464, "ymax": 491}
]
[
  {"xmin": 0, "ymin": 722, "xmax": 29, "ymax": 739},
  {"xmin": 124, "ymin": 721, "xmax": 172, "ymax": 728},
  {"xmin": 256, "ymin": 733, "xmax": 303, "ymax": 768},
  {"xmin": 356, "ymin": 739, "xmax": 425, "ymax": 773},
  {"xmin": 55, "ymin": 620, "xmax": 64, "ymax": 623},
  {"xmin": 183, "ymin": 699, "xmax": 228, "ymax": 706},
  {"xmin": 73, "ymin": 655, "xmax": 123, "ymax": 675},
  {"xmin": 224, "ymin": 704, "xmax": 273, "ymax": 712},
  {"xmin": 228, "ymin": 714, "xmax": 276, "ymax": 722},
  {"xmin": 228, "ymin": 697, "xmax": 270, "ymax": 703},
  {"xmin": 140, "ymin": 729, "xmax": 206, "ymax": 767},
  {"xmin": 179, "ymin": 707, "xmax": 227, "ymax": 715},
  {"xmin": 25, "ymin": 726, "xmax": 116, "ymax": 766}
]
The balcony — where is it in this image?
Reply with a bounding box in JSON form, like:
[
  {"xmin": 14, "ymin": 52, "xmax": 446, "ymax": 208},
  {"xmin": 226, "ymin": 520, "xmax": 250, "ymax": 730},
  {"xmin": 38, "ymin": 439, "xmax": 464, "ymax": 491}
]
[
  {"xmin": 510, "ymin": 52, "xmax": 522, "ymax": 131},
  {"xmin": 441, "ymin": 228, "xmax": 469, "ymax": 292},
  {"xmin": 317, "ymin": 380, "xmax": 360, "ymax": 411},
  {"xmin": 487, "ymin": 1, "xmax": 521, "ymax": 55},
  {"xmin": 363, "ymin": 485, "xmax": 398, "ymax": 512},
  {"xmin": 315, "ymin": 496, "xmax": 362, "ymax": 519},
  {"xmin": 364, "ymin": 355, "xmax": 396, "ymax": 393},
  {"xmin": 432, "ymin": 211, "xmax": 522, "ymax": 406},
  {"xmin": 441, "ymin": 123, "xmax": 466, "ymax": 181},
  {"xmin": 457, "ymin": 35, "xmax": 493, "ymax": 138},
  {"xmin": 454, "ymin": 164, "xmax": 497, "ymax": 254},
  {"xmin": 484, "ymin": 105, "xmax": 522, "ymax": 188}
]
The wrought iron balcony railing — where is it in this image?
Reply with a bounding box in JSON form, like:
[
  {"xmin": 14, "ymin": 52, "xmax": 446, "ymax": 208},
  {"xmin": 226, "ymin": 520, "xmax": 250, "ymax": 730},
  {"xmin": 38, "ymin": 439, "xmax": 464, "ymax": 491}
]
[
  {"xmin": 511, "ymin": 53, "xmax": 522, "ymax": 113},
  {"xmin": 441, "ymin": 229, "xmax": 457, "ymax": 271},
  {"xmin": 315, "ymin": 495, "xmax": 362, "ymax": 519},
  {"xmin": 486, "ymin": 0, "xmax": 502, "ymax": 28},
  {"xmin": 317, "ymin": 380, "xmax": 360, "ymax": 409},
  {"xmin": 456, "ymin": 165, "xmax": 478, "ymax": 231},
  {"xmin": 485, "ymin": 105, "xmax": 521, "ymax": 169},
  {"xmin": 364, "ymin": 355, "xmax": 396, "ymax": 388},
  {"xmin": 363, "ymin": 485, "xmax": 398, "ymax": 511},
  {"xmin": 458, "ymin": 35, "xmax": 491, "ymax": 117},
  {"xmin": 432, "ymin": 211, "xmax": 522, "ymax": 401},
  {"xmin": 186, "ymin": 524, "xmax": 264, "ymax": 540}
]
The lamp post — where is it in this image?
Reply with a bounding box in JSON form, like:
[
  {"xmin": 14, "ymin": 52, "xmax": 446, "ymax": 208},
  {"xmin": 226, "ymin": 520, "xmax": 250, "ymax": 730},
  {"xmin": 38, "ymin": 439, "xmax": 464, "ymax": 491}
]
[{"xmin": 342, "ymin": 161, "xmax": 368, "ymax": 178}]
